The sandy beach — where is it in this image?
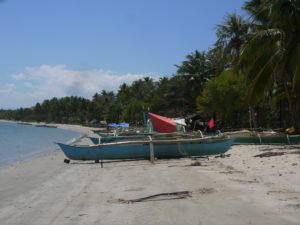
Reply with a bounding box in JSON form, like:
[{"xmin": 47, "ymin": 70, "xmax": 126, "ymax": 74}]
[{"xmin": 0, "ymin": 125, "xmax": 299, "ymax": 225}]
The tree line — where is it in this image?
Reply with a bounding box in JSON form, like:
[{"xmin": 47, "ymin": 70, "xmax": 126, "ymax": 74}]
[{"xmin": 1, "ymin": 0, "xmax": 299, "ymax": 132}]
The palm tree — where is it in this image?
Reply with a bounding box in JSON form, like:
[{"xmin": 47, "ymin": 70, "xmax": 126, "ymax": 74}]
[
  {"xmin": 216, "ymin": 13, "xmax": 250, "ymax": 67},
  {"xmin": 215, "ymin": 13, "xmax": 257, "ymax": 127},
  {"xmin": 206, "ymin": 44, "xmax": 228, "ymax": 76},
  {"xmin": 175, "ymin": 50, "xmax": 212, "ymax": 91},
  {"xmin": 175, "ymin": 50, "xmax": 213, "ymax": 112},
  {"xmin": 239, "ymin": 0, "xmax": 300, "ymax": 131}
]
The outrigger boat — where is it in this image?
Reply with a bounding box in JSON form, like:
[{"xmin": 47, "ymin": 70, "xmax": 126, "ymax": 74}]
[
  {"xmin": 91, "ymin": 112, "xmax": 185, "ymax": 137},
  {"xmin": 232, "ymin": 134, "xmax": 300, "ymax": 145},
  {"xmin": 224, "ymin": 130, "xmax": 300, "ymax": 145},
  {"xmin": 57, "ymin": 136, "xmax": 233, "ymax": 161},
  {"xmin": 92, "ymin": 112, "xmax": 300, "ymax": 146}
]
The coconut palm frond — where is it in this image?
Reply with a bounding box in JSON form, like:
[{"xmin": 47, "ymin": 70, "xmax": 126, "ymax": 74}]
[{"xmin": 290, "ymin": 41, "xmax": 300, "ymax": 91}]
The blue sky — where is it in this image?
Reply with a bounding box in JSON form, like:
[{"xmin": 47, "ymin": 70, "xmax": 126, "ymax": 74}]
[{"xmin": 0, "ymin": 0, "xmax": 245, "ymax": 109}]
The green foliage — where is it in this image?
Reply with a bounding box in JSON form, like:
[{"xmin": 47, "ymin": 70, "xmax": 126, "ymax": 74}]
[
  {"xmin": 172, "ymin": 50, "xmax": 218, "ymax": 114},
  {"xmin": 240, "ymin": 0, "xmax": 300, "ymax": 130},
  {"xmin": 121, "ymin": 100, "xmax": 149, "ymax": 126},
  {"xmin": 196, "ymin": 70, "xmax": 249, "ymax": 127},
  {"xmin": 106, "ymin": 102, "xmax": 122, "ymax": 123},
  {"xmin": 215, "ymin": 13, "xmax": 250, "ymax": 67},
  {"xmin": 0, "ymin": 96, "xmax": 95, "ymax": 124},
  {"xmin": 150, "ymin": 77, "xmax": 170, "ymax": 114}
]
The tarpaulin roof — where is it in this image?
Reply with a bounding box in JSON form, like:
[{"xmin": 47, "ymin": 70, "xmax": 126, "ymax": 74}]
[
  {"xmin": 149, "ymin": 113, "xmax": 177, "ymax": 133},
  {"xmin": 108, "ymin": 122, "xmax": 129, "ymax": 128},
  {"xmin": 118, "ymin": 122, "xmax": 129, "ymax": 127}
]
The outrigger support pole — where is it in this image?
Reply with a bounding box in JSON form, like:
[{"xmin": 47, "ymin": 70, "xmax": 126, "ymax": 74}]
[{"xmin": 148, "ymin": 135, "xmax": 155, "ymax": 164}]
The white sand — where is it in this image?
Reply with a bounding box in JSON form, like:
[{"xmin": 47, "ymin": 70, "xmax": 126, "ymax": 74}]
[{"xmin": 0, "ymin": 126, "xmax": 299, "ymax": 225}]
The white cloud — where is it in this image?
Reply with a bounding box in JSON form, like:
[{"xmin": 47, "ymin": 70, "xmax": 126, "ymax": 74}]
[
  {"xmin": 0, "ymin": 83, "xmax": 16, "ymax": 93},
  {"xmin": 24, "ymin": 82, "xmax": 35, "ymax": 88},
  {"xmin": 11, "ymin": 73, "xmax": 26, "ymax": 80},
  {"xmin": 0, "ymin": 65, "xmax": 159, "ymax": 109}
]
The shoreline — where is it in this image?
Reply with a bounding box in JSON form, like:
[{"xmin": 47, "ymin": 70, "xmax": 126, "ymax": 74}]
[
  {"xmin": 0, "ymin": 120, "xmax": 97, "ymax": 169},
  {"xmin": 0, "ymin": 124, "xmax": 299, "ymax": 224},
  {"xmin": 0, "ymin": 124, "xmax": 95, "ymax": 215}
]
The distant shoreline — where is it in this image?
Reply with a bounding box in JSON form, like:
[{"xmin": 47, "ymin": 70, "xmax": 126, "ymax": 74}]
[{"xmin": 0, "ymin": 119, "xmax": 102, "ymax": 135}]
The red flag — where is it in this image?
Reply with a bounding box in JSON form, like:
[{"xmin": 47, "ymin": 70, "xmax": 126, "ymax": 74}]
[{"xmin": 208, "ymin": 118, "xmax": 215, "ymax": 128}]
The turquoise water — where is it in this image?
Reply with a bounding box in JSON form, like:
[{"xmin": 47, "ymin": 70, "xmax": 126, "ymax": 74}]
[{"xmin": 0, "ymin": 121, "xmax": 82, "ymax": 166}]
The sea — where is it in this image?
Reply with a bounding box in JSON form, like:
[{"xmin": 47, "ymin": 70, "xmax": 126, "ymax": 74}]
[{"xmin": 0, "ymin": 121, "xmax": 82, "ymax": 167}]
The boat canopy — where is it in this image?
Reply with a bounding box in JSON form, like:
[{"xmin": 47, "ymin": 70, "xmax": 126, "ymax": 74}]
[
  {"xmin": 119, "ymin": 122, "xmax": 129, "ymax": 128},
  {"xmin": 148, "ymin": 113, "xmax": 186, "ymax": 133}
]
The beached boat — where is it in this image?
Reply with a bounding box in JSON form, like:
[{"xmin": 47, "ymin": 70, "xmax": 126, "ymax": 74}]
[
  {"xmin": 224, "ymin": 130, "xmax": 300, "ymax": 145},
  {"xmin": 57, "ymin": 137, "xmax": 233, "ymax": 161},
  {"xmin": 232, "ymin": 134, "xmax": 300, "ymax": 145},
  {"xmin": 92, "ymin": 131, "xmax": 118, "ymax": 137},
  {"xmin": 91, "ymin": 112, "xmax": 184, "ymax": 138}
]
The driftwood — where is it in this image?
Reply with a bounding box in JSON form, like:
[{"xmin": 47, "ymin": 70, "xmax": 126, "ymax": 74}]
[
  {"xmin": 109, "ymin": 191, "xmax": 192, "ymax": 204},
  {"xmin": 191, "ymin": 156, "xmax": 209, "ymax": 160},
  {"xmin": 215, "ymin": 154, "xmax": 231, "ymax": 158},
  {"xmin": 168, "ymin": 161, "xmax": 211, "ymax": 167},
  {"xmin": 253, "ymin": 152, "xmax": 285, "ymax": 158}
]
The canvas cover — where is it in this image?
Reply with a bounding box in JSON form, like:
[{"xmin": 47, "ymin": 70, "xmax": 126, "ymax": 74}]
[{"xmin": 149, "ymin": 113, "xmax": 179, "ymax": 133}]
